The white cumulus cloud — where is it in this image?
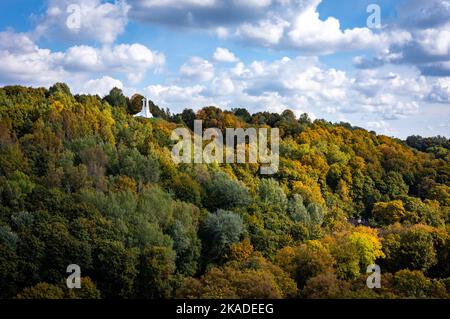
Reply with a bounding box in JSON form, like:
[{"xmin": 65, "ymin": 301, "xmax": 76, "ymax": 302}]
[
  {"xmin": 0, "ymin": 31, "xmax": 164, "ymax": 88},
  {"xmin": 180, "ymin": 57, "xmax": 215, "ymax": 81},
  {"xmin": 83, "ymin": 76, "xmax": 124, "ymax": 96},
  {"xmin": 35, "ymin": 0, "xmax": 130, "ymax": 44},
  {"xmin": 213, "ymin": 47, "xmax": 239, "ymax": 62}
]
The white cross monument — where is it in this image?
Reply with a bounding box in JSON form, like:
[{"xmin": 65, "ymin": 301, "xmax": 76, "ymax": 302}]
[{"xmin": 134, "ymin": 98, "xmax": 153, "ymax": 119}]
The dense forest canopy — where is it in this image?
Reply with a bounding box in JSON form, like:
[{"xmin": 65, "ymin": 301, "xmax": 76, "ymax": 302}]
[{"xmin": 0, "ymin": 84, "xmax": 449, "ymax": 299}]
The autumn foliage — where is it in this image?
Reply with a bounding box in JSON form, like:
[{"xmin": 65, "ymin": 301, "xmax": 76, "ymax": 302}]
[{"xmin": 0, "ymin": 84, "xmax": 449, "ymax": 299}]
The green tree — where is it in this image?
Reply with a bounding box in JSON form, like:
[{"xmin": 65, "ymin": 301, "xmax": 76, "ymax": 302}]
[
  {"xmin": 49, "ymin": 83, "xmax": 71, "ymax": 97},
  {"xmin": 16, "ymin": 282, "xmax": 65, "ymax": 299},
  {"xmin": 66, "ymin": 277, "xmax": 102, "ymax": 299},
  {"xmin": 201, "ymin": 210, "xmax": 245, "ymax": 261},
  {"xmin": 169, "ymin": 201, "xmax": 201, "ymax": 276},
  {"xmin": 276, "ymin": 241, "xmax": 335, "ymax": 288},
  {"xmin": 258, "ymin": 178, "xmax": 288, "ymax": 213},
  {"xmin": 383, "ymin": 227, "xmax": 437, "ymax": 272},
  {"xmin": 0, "ymin": 242, "xmax": 19, "ymax": 298},
  {"xmin": 128, "ymin": 94, "xmax": 144, "ymax": 114},
  {"xmin": 372, "ymin": 200, "xmax": 406, "ymax": 225},
  {"xmin": 181, "ymin": 109, "xmax": 196, "ymax": 130},
  {"xmin": 104, "ymin": 87, "xmax": 127, "ymax": 109},
  {"xmin": 92, "ymin": 240, "xmax": 139, "ymax": 298},
  {"xmin": 288, "ymin": 194, "xmax": 309, "ymax": 223},
  {"xmin": 381, "ymin": 171, "xmax": 409, "ymax": 198},
  {"xmin": 302, "ymin": 272, "xmax": 346, "ymax": 299},
  {"xmin": 203, "ymin": 171, "xmax": 250, "ymax": 211},
  {"xmin": 232, "ymin": 108, "xmax": 251, "ymax": 123},
  {"xmin": 393, "ymin": 270, "xmax": 435, "ymax": 298},
  {"xmin": 117, "ymin": 147, "xmax": 160, "ymax": 184},
  {"xmin": 136, "ymin": 246, "xmax": 176, "ymax": 298},
  {"xmin": 170, "ymin": 173, "xmax": 201, "ymax": 206}
]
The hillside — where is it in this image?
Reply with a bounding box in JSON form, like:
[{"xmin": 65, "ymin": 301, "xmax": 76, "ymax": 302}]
[{"xmin": 0, "ymin": 83, "xmax": 449, "ymax": 299}]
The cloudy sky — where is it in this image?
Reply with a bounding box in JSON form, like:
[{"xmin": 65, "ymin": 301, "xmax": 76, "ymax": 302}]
[{"xmin": 0, "ymin": 0, "xmax": 449, "ymax": 138}]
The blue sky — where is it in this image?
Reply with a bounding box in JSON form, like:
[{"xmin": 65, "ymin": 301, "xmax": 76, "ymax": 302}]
[{"xmin": 0, "ymin": 0, "xmax": 449, "ymax": 138}]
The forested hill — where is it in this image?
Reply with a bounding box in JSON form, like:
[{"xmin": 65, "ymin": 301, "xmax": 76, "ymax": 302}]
[{"xmin": 0, "ymin": 83, "xmax": 449, "ymax": 299}]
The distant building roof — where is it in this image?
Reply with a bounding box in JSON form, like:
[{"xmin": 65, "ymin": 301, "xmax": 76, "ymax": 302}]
[{"xmin": 347, "ymin": 217, "xmax": 370, "ymax": 227}]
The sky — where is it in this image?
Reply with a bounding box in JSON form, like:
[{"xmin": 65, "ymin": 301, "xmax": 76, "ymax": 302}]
[{"xmin": 0, "ymin": 0, "xmax": 449, "ymax": 138}]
